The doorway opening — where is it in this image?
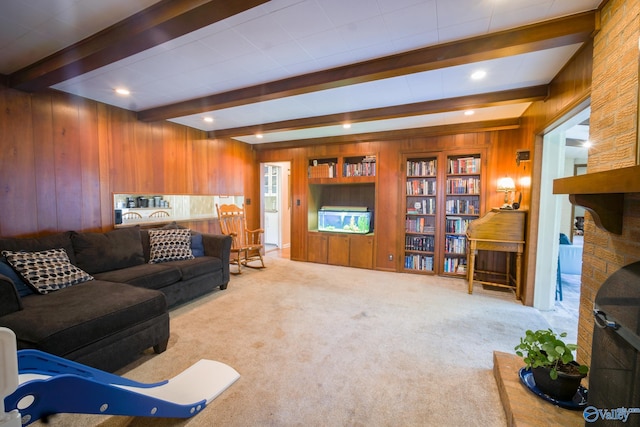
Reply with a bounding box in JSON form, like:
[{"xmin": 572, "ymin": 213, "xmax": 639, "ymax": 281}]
[
  {"xmin": 534, "ymin": 104, "xmax": 590, "ymax": 342},
  {"xmin": 261, "ymin": 162, "xmax": 291, "ymax": 258}
]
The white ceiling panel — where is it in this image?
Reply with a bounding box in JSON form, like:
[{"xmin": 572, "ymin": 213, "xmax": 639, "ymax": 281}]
[{"xmin": 2, "ymin": 0, "xmax": 601, "ymax": 144}]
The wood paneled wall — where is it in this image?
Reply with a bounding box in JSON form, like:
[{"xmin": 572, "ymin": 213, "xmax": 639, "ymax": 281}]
[
  {"xmin": 258, "ymin": 130, "xmax": 525, "ymax": 270},
  {"xmin": 0, "ymin": 84, "xmax": 257, "ymax": 238}
]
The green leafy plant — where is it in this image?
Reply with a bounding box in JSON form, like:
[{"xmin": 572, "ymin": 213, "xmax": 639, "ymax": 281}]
[{"xmin": 514, "ymin": 329, "xmax": 589, "ymax": 380}]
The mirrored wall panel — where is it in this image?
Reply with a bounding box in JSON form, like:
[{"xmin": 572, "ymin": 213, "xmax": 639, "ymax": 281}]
[{"xmin": 113, "ymin": 194, "xmax": 244, "ymax": 227}]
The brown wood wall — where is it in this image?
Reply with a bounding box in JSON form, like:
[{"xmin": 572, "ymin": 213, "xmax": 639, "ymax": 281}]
[
  {"xmin": 0, "ymin": 85, "xmax": 258, "ymax": 238},
  {"xmin": 257, "ymin": 130, "xmax": 525, "ymax": 271}
]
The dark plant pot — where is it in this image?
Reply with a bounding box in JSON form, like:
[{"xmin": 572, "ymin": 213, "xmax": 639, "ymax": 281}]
[{"xmin": 531, "ymin": 364, "xmax": 586, "ymax": 401}]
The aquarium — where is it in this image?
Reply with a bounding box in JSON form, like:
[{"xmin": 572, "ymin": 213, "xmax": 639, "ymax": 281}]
[{"xmin": 318, "ymin": 206, "xmax": 372, "ymax": 234}]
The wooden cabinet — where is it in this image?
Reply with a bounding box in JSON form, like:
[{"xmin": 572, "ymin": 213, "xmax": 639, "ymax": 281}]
[
  {"xmin": 328, "ymin": 234, "xmax": 350, "ymax": 266},
  {"xmin": 401, "ymin": 151, "xmax": 483, "ymax": 277},
  {"xmin": 402, "ymin": 154, "xmax": 438, "ymax": 274},
  {"xmin": 349, "ymin": 234, "xmax": 374, "ymax": 269},
  {"xmin": 306, "ymin": 153, "xmax": 377, "ymax": 269},
  {"xmin": 307, "ymin": 231, "xmax": 373, "ymax": 268},
  {"xmin": 308, "ymin": 155, "xmax": 376, "ymax": 184},
  {"xmin": 307, "ymin": 232, "xmax": 328, "ymax": 263},
  {"xmin": 443, "ymin": 154, "xmax": 482, "ymax": 277}
]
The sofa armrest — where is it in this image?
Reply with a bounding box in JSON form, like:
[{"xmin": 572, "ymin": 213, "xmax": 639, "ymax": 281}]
[
  {"xmin": 0, "ymin": 273, "xmax": 22, "ymax": 317},
  {"xmin": 202, "ymin": 234, "xmax": 232, "ymax": 284}
]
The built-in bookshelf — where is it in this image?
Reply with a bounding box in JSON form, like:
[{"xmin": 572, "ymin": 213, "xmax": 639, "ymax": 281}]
[
  {"xmin": 403, "ymin": 155, "xmax": 438, "ymax": 274},
  {"xmin": 306, "ymin": 153, "xmax": 377, "ymax": 269},
  {"xmin": 443, "ymin": 154, "xmax": 481, "ymax": 276},
  {"xmin": 308, "ymin": 155, "xmax": 376, "ymax": 184}
]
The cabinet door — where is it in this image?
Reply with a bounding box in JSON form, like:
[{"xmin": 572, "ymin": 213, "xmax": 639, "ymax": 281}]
[
  {"xmin": 349, "ymin": 235, "xmax": 373, "ymax": 269},
  {"xmin": 308, "ymin": 233, "xmax": 328, "ymax": 263},
  {"xmin": 328, "ymin": 234, "xmax": 350, "ymax": 266}
]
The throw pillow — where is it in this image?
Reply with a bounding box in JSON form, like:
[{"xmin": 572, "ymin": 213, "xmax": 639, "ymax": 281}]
[
  {"xmin": 2, "ymin": 248, "xmax": 94, "ymax": 294},
  {"xmin": 191, "ymin": 232, "xmax": 205, "ymax": 257},
  {"xmin": 0, "ymin": 259, "xmax": 33, "ymax": 297},
  {"xmin": 148, "ymin": 229, "xmax": 195, "ymax": 264}
]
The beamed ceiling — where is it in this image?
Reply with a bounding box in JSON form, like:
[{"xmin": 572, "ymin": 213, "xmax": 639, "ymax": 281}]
[{"xmin": 0, "ymin": 0, "xmax": 601, "ymax": 148}]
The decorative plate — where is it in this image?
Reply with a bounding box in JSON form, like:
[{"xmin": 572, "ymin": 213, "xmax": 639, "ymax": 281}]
[{"xmin": 518, "ymin": 368, "xmax": 588, "ymax": 411}]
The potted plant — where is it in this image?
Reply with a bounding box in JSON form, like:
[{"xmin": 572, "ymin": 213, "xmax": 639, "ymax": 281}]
[{"xmin": 514, "ymin": 329, "xmax": 589, "ymax": 401}]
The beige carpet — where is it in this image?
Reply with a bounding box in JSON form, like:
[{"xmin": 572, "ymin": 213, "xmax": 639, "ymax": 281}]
[{"xmin": 32, "ymin": 253, "xmax": 552, "ymax": 427}]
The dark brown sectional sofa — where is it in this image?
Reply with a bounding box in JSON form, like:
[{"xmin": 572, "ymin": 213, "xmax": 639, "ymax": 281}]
[{"xmin": 0, "ymin": 224, "xmax": 231, "ymax": 372}]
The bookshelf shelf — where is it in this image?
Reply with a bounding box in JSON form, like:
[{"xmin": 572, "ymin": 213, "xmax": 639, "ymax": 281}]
[
  {"xmin": 402, "ymin": 154, "xmax": 438, "ymax": 274},
  {"xmin": 443, "ymin": 154, "xmax": 482, "ymax": 277}
]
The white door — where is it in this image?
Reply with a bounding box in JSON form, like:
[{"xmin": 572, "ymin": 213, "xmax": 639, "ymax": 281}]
[{"xmin": 264, "ymin": 165, "xmax": 280, "ymax": 246}]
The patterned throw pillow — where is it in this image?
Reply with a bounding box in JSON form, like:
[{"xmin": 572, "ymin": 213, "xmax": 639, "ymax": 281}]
[
  {"xmin": 2, "ymin": 248, "xmax": 94, "ymax": 294},
  {"xmin": 148, "ymin": 229, "xmax": 195, "ymax": 264}
]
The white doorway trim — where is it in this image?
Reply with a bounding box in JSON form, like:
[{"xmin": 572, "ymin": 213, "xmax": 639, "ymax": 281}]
[{"xmin": 533, "ymin": 105, "xmax": 590, "ymax": 310}]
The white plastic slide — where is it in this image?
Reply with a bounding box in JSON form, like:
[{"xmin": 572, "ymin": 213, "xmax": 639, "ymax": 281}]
[
  {"xmin": 0, "ymin": 328, "xmax": 22, "ymax": 427},
  {"xmin": 1, "ymin": 328, "xmax": 240, "ymax": 426}
]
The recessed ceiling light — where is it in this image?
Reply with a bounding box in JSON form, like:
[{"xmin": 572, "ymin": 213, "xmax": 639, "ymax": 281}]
[
  {"xmin": 256, "ymin": 133, "xmax": 263, "ymax": 139},
  {"xmin": 115, "ymin": 88, "xmax": 130, "ymax": 96},
  {"xmin": 203, "ymin": 117, "xmax": 214, "ymax": 123},
  {"xmin": 471, "ymin": 70, "xmax": 486, "ymax": 80},
  {"xmin": 464, "ymin": 110, "xmax": 475, "ymax": 116},
  {"xmin": 343, "ymin": 123, "xmax": 351, "ymax": 129}
]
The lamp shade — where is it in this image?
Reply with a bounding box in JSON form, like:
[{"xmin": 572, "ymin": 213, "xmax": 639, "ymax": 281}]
[{"xmin": 497, "ymin": 177, "xmax": 516, "ymax": 192}]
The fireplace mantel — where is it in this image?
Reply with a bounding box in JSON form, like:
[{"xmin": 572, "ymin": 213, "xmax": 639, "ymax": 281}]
[{"xmin": 553, "ymin": 165, "xmax": 640, "ymax": 234}]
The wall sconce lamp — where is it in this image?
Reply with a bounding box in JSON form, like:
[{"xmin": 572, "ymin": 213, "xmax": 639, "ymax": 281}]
[{"xmin": 497, "ymin": 176, "xmax": 516, "ymax": 209}]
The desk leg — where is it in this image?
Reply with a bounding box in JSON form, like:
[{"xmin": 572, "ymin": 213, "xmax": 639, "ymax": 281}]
[
  {"xmin": 468, "ymin": 244, "xmax": 476, "ymax": 294},
  {"xmin": 515, "ymin": 251, "xmax": 522, "ymax": 299}
]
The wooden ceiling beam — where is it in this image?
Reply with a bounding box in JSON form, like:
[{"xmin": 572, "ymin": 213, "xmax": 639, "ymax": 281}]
[
  {"xmin": 140, "ymin": 11, "xmax": 595, "ymax": 122},
  {"xmin": 9, "ymin": 0, "xmax": 269, "ymax": 91},
  {"xmin": 208, "ymin": 85, "xmax": 548, "ymax": 138},
  {"xmin": 249, "ymin": 118, "xmax": 521, "ymax": 150}
]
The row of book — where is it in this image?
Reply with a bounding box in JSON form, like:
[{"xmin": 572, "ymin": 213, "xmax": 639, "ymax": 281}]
[
  {"xmin": 407, "ymin": 198, "xmax": 436, "ymax": 215},
  {"xmin": 308, "ymin": 163, "xmax": 336, "ymax": 178},
  {"xmin": 343, "ymin": 156, "xmax": 376, "ymax": 177},
  {"xmin": 407, "ymin": 159, "xmax": 437, "ymax": 177},
  {"xmin": 445, "ymin": 216, "xmax": 473, "ymax": 234},
  {"xmin": 448, "ymin": 157, "xmax": 480, "ymax": 174},
  {"xmin": 404, "ymin": 254, "xmax": 434, "ymax": 271},
  {"xmin": 405, "ymin": 235, "xmax": 435, "ymax": 252},
  {"xmin": 445, "ymin": 235, "xmax": 467, "ymax": 254},
  {"xmin": 406, "ymin": 179, "xmax": 436, "ymax": 196},
  {"xmin": 405, "ymin": 218, "xmax": 436, "ymax": 233},
  {"xmin": 445, "ymin": 199, "xmax": 479, "ymax": 215},
  {"xmin": 443, "ymin": 257, "xmax": 467, "ymax": 273},
  {"xmin": 447, "ymin": 177, "xmax": 480, "ymax": 194}
]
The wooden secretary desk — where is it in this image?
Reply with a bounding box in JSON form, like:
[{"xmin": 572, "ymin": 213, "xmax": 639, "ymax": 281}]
[{"xmin": 466, "ymin": 209, "xmax": 526, "ymax": 299}]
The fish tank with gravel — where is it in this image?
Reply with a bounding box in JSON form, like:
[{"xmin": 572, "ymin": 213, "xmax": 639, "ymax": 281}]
[{"xmin": 318, "ymin": 206, "xmax": 372, "ymax": 234}]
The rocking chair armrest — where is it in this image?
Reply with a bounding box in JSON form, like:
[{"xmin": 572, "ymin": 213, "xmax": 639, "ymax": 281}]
[{"xmin": 245, "ymin": 228, "xmax": 264, "ymax": 234}]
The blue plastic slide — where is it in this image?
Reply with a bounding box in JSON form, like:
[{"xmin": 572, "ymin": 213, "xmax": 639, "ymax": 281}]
[{"xmin": 1, "ymin": 328, "xmax": 239, "ymax": 426}]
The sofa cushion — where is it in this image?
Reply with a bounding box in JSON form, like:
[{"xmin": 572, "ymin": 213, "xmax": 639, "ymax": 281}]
[
  {"xmin": 148, "ymin": 229, "xmax": 194, "ymax": 264},
  {"xmin": 93, "ymin": 263, "xmax": 182, "ymax": 290},
  {"xmin": 0, "ymin": 281, "xmax": 167, "ymax": 356},
  {"xmin": 191, "ymin": 232, "xmax": 205, "ymax": 257},
  {"xmin": 2, "ymin": 249, "xmax": 93, "ymax": 294},
  {"xmin": 0, "ymin": 231, "xmax": 76, "ymax": 265},
  {"xmin": 163, "ymin": 256, "xmax": 223, "ymax": 281},
  {"xmin": 72, "ymin": 227, "xmax": 145, "ymax": 274},
  {"xmin": 0, "ymin": 259, "xmax": 33, "ymax": 297}
]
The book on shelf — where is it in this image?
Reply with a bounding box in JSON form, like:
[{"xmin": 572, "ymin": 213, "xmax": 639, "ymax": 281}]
[
  {"xmin": 309, "ymin": 162, "xmax": 336, "ymax": 178},
  {"xmin": 344, "ymin": 156, "xmax": 376, "ymax": 177},
  {"xmin": 445, "ymin": 199, "xmax": 479, "ymax": 215},
  {"xmin": 406, "ymin": 179, "xmax": 436, "ymax": 196},
  {"xmin": 448, "ymin": 157, "xmax": 481, "ymax": 174},
  {"xmin": 407, "ymin": 159, "xmax": 437, "ymax": 176},
  {"xmin": 447, "ymin": 177, "xmax": 480, "ymax": 194}
]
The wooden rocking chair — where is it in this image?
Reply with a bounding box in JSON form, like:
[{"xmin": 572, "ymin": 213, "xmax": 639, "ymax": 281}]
[{"xmin": 216, "ymin": 203, "xmax": 265, "ymax": 273}]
